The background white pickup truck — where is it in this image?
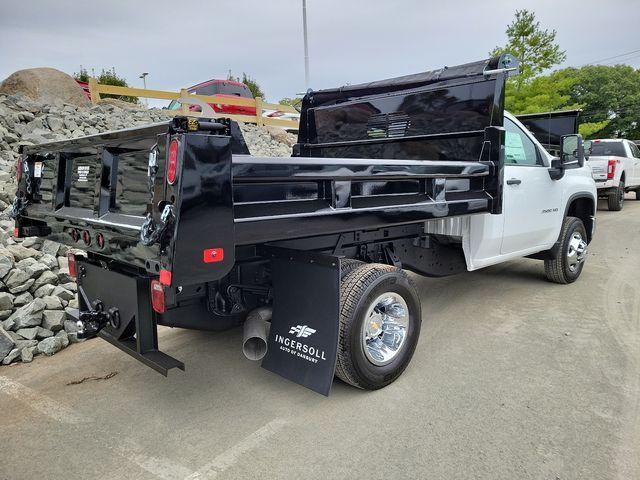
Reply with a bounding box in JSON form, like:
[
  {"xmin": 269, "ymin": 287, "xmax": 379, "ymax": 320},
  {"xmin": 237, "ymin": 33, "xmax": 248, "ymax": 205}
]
[{"xmin": 587, "ymin": 139, "xmax": 640, "ymax": 211}]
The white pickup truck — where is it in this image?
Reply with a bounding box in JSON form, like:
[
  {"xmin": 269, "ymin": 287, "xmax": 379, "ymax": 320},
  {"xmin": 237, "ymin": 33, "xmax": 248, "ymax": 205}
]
[{"xmin": 587, "ymin": 139, "xmax": 640, "ymax": 210}]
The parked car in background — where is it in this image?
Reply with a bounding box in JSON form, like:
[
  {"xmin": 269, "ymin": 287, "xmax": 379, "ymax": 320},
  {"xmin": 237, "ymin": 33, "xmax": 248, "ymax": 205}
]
[
  {"xmin": 167, "ymin": 79, "xmax": 256, "ymax": 116},
  {"xmin": 262, "ymin": 108, "xmax": 300, "ymax": 122},
  {"xmin": 76, "ymin": 80, "xmax": 91, "ymax": 100},
  {"xmin": 587, "ymin": 139, "xmax": 640, "ymax": 210}
]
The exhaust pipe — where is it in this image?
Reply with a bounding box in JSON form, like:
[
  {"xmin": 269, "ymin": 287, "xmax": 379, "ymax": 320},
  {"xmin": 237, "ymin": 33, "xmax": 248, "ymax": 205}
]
[{"xmin": 242, "ymin": 307, "xmax": 272, "ymax": 361}]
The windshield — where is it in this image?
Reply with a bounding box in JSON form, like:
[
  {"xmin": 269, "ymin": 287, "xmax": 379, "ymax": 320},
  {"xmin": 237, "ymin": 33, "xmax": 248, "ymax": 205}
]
[
  {"xmin": 590, "ymin": 141, "xmax": 627, "ymax": 157},
  {"xmin": 193, "ymin": 82, "xmax": 253, "ymax": 98}
]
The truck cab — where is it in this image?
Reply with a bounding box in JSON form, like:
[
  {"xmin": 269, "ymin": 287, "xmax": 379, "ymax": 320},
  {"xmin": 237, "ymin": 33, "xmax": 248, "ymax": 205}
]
[{"xmin": 463, "ymin": 111, "xmax": 596, "ymax": 271}]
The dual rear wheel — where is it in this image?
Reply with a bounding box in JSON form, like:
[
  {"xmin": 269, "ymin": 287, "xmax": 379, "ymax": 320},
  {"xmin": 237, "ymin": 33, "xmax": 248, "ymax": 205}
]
[{"xmin": 336, "ymin": 262, "xmax": 421, "ymax": 390}]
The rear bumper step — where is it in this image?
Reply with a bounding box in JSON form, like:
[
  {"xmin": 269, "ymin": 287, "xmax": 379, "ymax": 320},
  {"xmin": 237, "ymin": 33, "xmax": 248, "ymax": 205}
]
[
  {"xmin": 68, "ymin": 304, "xmax": 184, "ymax": 376},
  {"xmin": 99, "ymin": 331, "xmax": 185, "ymax": 376}
]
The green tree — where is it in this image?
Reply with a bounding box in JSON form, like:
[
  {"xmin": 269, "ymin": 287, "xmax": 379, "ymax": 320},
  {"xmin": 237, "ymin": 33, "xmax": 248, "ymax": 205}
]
[
  {"xmin": 491, "ymin": 10, "xmax": 566, "ymax": 87},
  {"xmin": 504, "ymin": 68, "xmax": 580, "ymax": 114},
  {"xmin": 569, "ymin": 65, "xmax": 640, "ymax": 138},
  {"xmin": 279, "ymin": 97, "xmax": 302, "ymax": 110},
  {"xmin": 96, "ymin": 68, "xmax": 138, "ymax": 104},
  {"xmin": 228, "ymin": 72, "xmax": 264, "ymax": 98},
  {"xmin": 73, "ymin": 66, "xmax": 89, "ymax": 83}
]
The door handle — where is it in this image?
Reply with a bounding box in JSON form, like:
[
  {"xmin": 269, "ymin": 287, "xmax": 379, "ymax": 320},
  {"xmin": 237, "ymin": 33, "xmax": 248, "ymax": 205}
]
[{"xmin": 507, "ymin": 178, "xmax": 522, "ymax": 185}]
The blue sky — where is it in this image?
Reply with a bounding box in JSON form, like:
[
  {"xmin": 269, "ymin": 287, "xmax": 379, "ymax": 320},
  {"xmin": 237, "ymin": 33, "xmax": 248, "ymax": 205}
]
[{"xmin": 1, "ymin": 0, "xmax": 639, "ymax": 105}]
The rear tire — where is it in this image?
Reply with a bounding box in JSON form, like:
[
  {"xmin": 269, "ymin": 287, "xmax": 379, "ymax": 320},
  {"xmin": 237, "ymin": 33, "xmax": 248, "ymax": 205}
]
[
  {"xmin": 340, "ymin": 258, "xmax": 365, "ymax": 279},
  {"xmin": 635, "ymin": 189, "xmax": 640, "ymax": 200},
  {"xmin": 544, "ymin": 216, "xmax": 588, "ymax": 284},
  {"xmin": 336, "ymin": 264, "xmax": 421, "ymax": 390},
  {"xmin": 607, "ymin": 181, "xmax": 624, "ymax": 211}
]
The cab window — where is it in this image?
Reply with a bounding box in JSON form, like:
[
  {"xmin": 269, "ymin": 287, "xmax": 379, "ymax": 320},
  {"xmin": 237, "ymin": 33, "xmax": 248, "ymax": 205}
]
[
  {"xmin": 629, "ymin": 141, "xmax": 640, "ymax": 159},
  {"xmin": 504, "ymin": 117, "xmax": 543, "ymax": 166}
]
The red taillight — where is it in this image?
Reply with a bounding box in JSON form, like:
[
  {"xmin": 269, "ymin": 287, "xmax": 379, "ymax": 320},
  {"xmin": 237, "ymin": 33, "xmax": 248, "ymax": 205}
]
[
  {"xmin": 607, "ymin": 159, "xmax": 616, "ymax": 180},
  {"xmin": 16, "ymin": 157, "xmax": 23, "ymax": 183},
  {"xmin": 70, "ymin": 229, "xmax": 80, "ymax": 242},
  {"xmin": 203, "ymin": 248, "xmax": 224, "ymax": 263},
  {"xmin": 13, "ymin": 227, "xmax": 19, "ymax": 238},
  {"xmin": 67, "ymin": 253, "xmax": 77, "ymax": 278},
  {"xmin": 82, "ymin": 230, "xmax": 91, "ymax": 246},
  {"xmin": 96, "ymin": 233, "xmax": 105, "ymax": 249},
  {"xmin": 159, "ymin": 269, "xmax": 172, "ymax": 286},
  {"xmin": 167, "ymin": 139, "xmax": 179, "ymax": 185},
  {"xmin": 150, "ymin": 280, "xmax": 165, "ymax": 313}
]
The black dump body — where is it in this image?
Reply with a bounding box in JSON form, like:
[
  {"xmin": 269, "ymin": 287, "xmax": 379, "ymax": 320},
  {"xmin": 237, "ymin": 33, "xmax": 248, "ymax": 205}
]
[
  {"xmin": 13, "ymin": 55, "xmax": 517, "ymax": 384},
  {"xmin": 516, "ymin": 109, "xmax": 581, "ymax": 154}
]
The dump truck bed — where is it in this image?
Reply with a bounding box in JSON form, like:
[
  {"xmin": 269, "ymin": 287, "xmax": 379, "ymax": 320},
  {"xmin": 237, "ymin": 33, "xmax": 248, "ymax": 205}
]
[{"xmin": 14, "ymin": 55, "xmax": 515, "ymax": 288}]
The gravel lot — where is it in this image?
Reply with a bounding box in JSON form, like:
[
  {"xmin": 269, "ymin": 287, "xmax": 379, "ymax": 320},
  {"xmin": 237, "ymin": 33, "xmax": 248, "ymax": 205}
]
[{"xmin": 1, "ymin": 197, "xmax": 639, "ymax": 480}]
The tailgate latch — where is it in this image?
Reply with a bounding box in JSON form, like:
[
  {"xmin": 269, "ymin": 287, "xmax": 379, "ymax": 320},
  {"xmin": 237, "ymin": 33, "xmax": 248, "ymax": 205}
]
[{"xmin": 140, "ymin": 204, "xmax": 175, "ymax": 246}]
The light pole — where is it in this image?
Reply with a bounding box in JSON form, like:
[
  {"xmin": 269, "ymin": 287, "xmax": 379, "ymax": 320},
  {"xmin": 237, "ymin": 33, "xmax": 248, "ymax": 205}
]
[
  {"xmin": 139, "ymin": 72, "xmax": 149, "ymax": 106},
  {"xmin": 302, "ymin": 0, "xmax": 310, "ymax": 90}
]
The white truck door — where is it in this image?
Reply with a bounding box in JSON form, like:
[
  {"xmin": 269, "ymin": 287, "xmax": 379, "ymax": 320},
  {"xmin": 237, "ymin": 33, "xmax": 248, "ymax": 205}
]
[
  {"xmin": 627, "ymin": 141, "xmax": 640, "ymax": 186},
  {"xmin": 500, "ymin": 117, "xmax": 563, "ymax": 254}
]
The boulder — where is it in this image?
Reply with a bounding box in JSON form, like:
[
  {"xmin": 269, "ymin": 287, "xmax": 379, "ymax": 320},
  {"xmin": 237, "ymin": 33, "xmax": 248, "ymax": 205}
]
[
  {"xmin": 2, "ymin": 347, "xmax": 21, "ymax": 364},
  {"xmin": 0, "ymin": 68, "xmax": 90, "ymax": 107},
  {"xmin": 0, "ymin": 292, "xmax": 13, "ymax": 311},
  {"xmin": 0, "ymin": 326, "xmax": 15, "ymax": 361},
  {"xmin": 15, "ymin": 327, "xmax": 38, "ymax": 340},
  {"xmin": 42, "ymin": 295, "xmax": 63, "ymax": 310},
  {"xmin": 31, "ymin": 270, "xmax": 58, "ymax": 291},
  {"xmin": 55, "ymin": 330, "xmax": 69, "ymax": 349},
  {"xmin": 13, "ymin": 291, "xmax": 34, "ymax": 307},
  {"xmin": 36, "ymin": 327, "xmax": 53, "ymax": 339},
  {"xmin": 0, "ymin": 250, "xmax": 13, "ymax": 277},
  {"xmin": 20, "ymin": 346, "xmax": 36, "ymax": 363},
  {"xmin": 42, "ymin": 310, "xmax": 65, "ymax": 331},
  {"xmin": 52, "ymin": 285, "xmax": 74, "ymax": 301},
  {"xmin": 41, "ymin": 239, "xmax": 61, "ymax": 257},
  {"xmin": 34, "ymin": 284, "xmax": 55, "ymax": 298},
  {"xmin": 6, "ymin": 298, "xmax": 46, "ymax": 329},
  {"xmin": 5, "ymin": 244, "xmax": 40, "ymax": 261},
  {"xmin": 37, "ymin": 336, "xmax": 62, "ymax": 356}
]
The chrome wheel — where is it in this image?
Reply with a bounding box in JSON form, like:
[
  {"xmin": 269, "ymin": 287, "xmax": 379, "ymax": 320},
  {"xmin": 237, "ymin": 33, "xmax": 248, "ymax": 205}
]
[
  {"xmin": 361, "ymin": 292, "xmax": 409, "ymax": 366},
  {"xmin": 567, "ymin": 231, "xmax": 587, "ymax": 272}
]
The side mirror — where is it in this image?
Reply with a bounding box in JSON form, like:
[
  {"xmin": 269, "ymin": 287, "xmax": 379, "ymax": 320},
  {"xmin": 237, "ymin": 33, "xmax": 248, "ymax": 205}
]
[
  {"xmin": 549, "ymin": 134, "xmax": 585, "ymax": 181},
  {"xmin": 560, "ymin": 134, "xmax": 585, "ymax": 168}
]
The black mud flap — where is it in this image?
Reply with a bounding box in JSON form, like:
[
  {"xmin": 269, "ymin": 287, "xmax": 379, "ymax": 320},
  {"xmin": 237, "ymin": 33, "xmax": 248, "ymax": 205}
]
[{"xmin": 260, "ymin": 247, "xmax": 340, "ymax": 396}]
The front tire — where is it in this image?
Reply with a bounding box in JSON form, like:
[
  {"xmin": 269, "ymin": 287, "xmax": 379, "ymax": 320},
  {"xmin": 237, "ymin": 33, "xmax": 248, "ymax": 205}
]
[
  {"xmin": 544, "ymin": 216, "xmax": 588, "ymax": 284},
  {"xmin": 607, "ymin": 181, "xmax": 624, "ymax": 211},
  {"xmin": 336, "ymin": 264, "xmax": 421, "ymax": 390}
]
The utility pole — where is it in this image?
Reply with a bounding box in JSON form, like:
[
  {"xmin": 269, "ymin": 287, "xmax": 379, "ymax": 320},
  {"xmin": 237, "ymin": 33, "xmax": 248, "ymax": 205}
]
[
  {"xmin": 302, "ymin": 0, "xmax": 310, "ymax": 89},
  {"xmin": 139, "ymin": 72, "xmax": 149, "ymax": 106}
]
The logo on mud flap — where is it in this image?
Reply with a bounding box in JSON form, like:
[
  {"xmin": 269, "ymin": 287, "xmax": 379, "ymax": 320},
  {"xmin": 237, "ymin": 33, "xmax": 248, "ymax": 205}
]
[
  {"xmin": 289, "ymin": 325, "xmax": 316, "ymax": 338},
  {"xmin": 274, "ymin": 325, "xmax": 326, "ymax": 364}
]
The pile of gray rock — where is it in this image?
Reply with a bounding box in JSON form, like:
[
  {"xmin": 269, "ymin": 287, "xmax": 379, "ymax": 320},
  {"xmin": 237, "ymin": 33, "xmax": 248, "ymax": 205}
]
[
  {"xmin": 0, "ymin": 89, "xmax": 295, "ymax": 366},
  {"xmin": 0, "ymin": 239, "xmax": 80, "ymax": 364}
]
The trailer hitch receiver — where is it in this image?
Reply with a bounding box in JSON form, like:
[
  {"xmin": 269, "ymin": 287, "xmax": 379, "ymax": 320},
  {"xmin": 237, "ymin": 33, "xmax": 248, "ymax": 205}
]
[{"xmin": 76, "ymin": 287, "xmax": 120, "ymax": 339}]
